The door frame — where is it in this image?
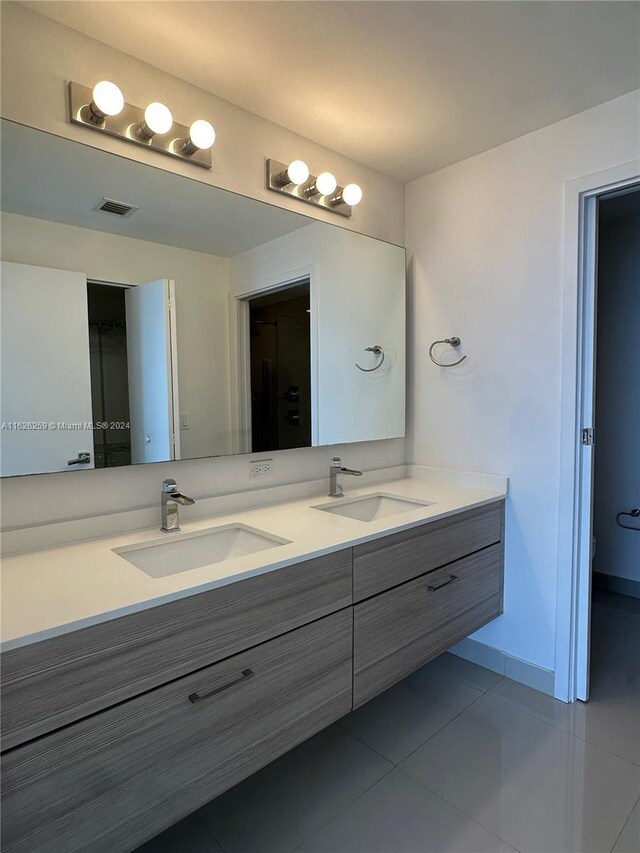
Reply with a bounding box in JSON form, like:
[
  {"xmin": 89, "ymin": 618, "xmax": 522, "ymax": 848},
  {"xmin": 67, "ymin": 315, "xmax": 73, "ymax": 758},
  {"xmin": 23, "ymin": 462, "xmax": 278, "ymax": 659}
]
[
  {"xmin": 555, "ymin": 159, "xmax": 640, "ymax": 702},
  {"xmin": 228, "ymin": 263, "xmax": 319, "ymax": 454}
]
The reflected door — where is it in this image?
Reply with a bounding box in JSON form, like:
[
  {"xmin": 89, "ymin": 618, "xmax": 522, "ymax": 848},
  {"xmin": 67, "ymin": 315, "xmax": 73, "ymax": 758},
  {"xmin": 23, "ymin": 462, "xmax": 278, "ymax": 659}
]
[
  {"xmin": 0, "ymin": 261, "xmax": 95, "ymax": 475},
  {"xmin": 125, "ymin": 278, "xmax": 180, "ymax": 464}
]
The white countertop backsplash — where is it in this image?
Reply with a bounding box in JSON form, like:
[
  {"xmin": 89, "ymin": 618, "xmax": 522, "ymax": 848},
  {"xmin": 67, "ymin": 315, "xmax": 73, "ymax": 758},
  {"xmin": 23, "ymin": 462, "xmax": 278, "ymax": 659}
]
[{"xmin": 0, "ymin": 466, "xmax": 507, "ymax": 651}]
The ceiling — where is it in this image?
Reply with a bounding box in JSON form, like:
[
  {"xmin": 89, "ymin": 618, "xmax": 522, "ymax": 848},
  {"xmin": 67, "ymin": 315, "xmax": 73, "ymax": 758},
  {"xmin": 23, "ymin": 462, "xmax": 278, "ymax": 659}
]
[
  {"xmin": 0, "ymin": 120, "xmax": 311, "ymax": 258},
  {"xmin": 23, "ymin": 1, "xmax": 640, "ymax": 182}
]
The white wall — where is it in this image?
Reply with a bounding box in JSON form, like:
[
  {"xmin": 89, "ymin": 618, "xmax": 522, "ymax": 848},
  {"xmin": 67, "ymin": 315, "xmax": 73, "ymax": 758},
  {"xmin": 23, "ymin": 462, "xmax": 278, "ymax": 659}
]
[
  {"xmin": 0, "ymin": 4, "xmax": 406, "ymax": 528},
  {"xmin": 406, "ymin": 90, "xmax": 640, "ymax": 673},
  {"xmin": 231, "ymin": 223, "xmax": 406, "ymax": 447},
  {"xmin": 1, "ymin": 212, "xmax": 233, "ymax": 461},
  {"xmin": 0, "ymin": 4, "xmax": 403, "ymax": 245},
  {"xmin": 593, "ymin": 207, "xmax": 640, "ymax": 584}
]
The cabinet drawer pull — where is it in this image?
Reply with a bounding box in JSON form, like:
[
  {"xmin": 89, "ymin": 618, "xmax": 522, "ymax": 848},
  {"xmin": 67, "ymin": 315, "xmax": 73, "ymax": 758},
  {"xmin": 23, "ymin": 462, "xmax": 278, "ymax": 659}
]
[
  {"xmin": 188, "ymin": 668, "xmax": 254, "ymax": 704},
  {"xmin": 427, "ymin": 574, "xmax": 458, "ymax": 592}
]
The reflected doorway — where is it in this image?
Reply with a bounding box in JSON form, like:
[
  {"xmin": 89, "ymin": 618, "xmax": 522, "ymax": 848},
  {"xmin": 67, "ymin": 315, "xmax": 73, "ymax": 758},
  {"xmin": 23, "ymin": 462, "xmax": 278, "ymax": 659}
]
[{"xmin": 248, "ymin": 282, "xmax": 311, "ymax": 452}]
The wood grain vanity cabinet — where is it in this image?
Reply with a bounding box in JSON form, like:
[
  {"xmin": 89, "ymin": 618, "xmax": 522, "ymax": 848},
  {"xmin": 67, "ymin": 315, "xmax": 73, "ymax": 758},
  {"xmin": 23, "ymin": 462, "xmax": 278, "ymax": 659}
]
[
  {"xmin": 0, "ymin": 499, "xmax": 505, "ymax": 853},
  {"xmin": 1, "ymin": 549, "xmax": 352, "ymax": 751}
]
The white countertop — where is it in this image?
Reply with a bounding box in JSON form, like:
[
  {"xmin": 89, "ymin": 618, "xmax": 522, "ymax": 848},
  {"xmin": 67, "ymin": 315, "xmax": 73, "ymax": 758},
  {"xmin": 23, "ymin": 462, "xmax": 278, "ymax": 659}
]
[{"xmin": 0, "ymin": 472, "xmax": 506, "ymax": 651}]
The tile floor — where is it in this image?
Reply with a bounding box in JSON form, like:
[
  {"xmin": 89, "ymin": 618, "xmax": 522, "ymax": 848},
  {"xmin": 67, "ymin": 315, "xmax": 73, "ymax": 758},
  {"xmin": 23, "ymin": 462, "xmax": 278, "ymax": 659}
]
[{"xmin": 138, "ymin": 591, "xmax": 640, "ymax": 853}]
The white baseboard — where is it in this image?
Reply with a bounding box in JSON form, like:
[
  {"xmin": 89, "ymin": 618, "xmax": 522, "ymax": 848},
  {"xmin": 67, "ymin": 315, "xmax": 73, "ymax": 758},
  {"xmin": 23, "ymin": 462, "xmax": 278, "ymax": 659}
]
[{"xmin": 450, "ymin": 637, "xmax": 555, "ymax": 697}]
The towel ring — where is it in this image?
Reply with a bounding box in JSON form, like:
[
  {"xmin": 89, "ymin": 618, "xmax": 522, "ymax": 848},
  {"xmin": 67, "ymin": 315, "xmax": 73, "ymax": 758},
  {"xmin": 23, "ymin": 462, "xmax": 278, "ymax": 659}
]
[
  {"xmin": 356, "ymin": 345, "xmax": 385, "ymax": 372},
  {"xmin": 616, "ymin": 508, "xmax": 640, "ymax": 531},
  {"xmin": 429, "ymin": 336, "xmax": 467, "ymax": 368}
]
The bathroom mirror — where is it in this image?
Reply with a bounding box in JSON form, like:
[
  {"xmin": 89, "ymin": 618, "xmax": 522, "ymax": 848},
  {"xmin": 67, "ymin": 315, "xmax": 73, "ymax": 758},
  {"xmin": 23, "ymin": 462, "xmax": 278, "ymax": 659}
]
[{"xmin": 0, "ymin": 120, "xmax": 405, "ymax": 477}]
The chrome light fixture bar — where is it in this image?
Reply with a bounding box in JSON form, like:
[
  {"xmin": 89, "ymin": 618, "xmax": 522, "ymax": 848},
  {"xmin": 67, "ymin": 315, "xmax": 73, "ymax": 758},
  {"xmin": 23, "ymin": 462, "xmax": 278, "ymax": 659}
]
[
  {"xmin": 266, "ymin": 159, "xmax": 362, "ymax": 218},
  {"xmin": 68, "ymin": 81, "xmax": 214, "ymax": 169}
]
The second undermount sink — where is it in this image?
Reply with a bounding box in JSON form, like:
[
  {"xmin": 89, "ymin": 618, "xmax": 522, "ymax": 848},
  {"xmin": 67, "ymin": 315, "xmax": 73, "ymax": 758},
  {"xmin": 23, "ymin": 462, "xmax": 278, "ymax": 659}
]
[
  {"xmin": 313, "ymin": 493, "xmax": 433, "ymax": 523},
  {"xmin": 113, "ymin": 524, "xmax": 291, "ymax": 578}
]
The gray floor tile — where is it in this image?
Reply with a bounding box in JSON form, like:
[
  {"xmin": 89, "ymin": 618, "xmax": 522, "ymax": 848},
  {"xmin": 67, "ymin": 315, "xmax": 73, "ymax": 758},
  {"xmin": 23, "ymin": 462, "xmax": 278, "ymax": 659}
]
[
  {"xmin": 200, "ymin": 724, "xmax": 392, "ymax": 853},
  {"xmin": 571, "ymin": 665, "xmax": 640, "ymax": 766},
  {"xmin": 298, "ymin": 768, "xmax": 516, "ymax": 853},
  {"xmin": 400, "ymin": 693, "xmax": 640, "ymax": 853},
  {"xmin": 425, "ymin": 652, "xmax": 503, "ymax": 692},
  {"xmin": 591, "ymin": 609, "xmax": 640, "ymax": 674},
  {"xmin": 135, "ymin": 808, "xmax": 223, "ymax": 852},
  {"xmin": 613, "ymin": 796, "xmax": 640, "ymax": 853},
  {"xmin": 405, "ymin": 659, "xmax": 485, "ymax": 712},
  {"xmin": 339, "ymin": 681, "xmax": 464, "ymax": 764},
  {"xmin": 594, "ymin": 591, "xmax": 640, "ymax": 620},
  {"xmin": 487, "ymin": 676, "xmax": 573, "ymax": 728}
]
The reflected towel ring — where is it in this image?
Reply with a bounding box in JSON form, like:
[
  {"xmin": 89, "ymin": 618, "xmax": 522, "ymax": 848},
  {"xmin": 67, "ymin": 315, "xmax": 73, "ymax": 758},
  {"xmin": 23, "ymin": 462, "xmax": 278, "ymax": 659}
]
[
  {"xmin": 616, "ymin": 508, "xmax": 640, "ymax": 531},
  {"xmin": 429, "ymin": 336, "xmax": 467, "ymax": 368},
  {"xmin": 356, "ymin": 345, "xmax": 385, "ymax": 372}
]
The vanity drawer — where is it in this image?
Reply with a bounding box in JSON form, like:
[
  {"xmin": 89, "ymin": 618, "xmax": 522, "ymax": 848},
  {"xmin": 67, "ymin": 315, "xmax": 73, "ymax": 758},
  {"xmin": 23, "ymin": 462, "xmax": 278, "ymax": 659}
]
[
  {"xmin": 1, "ymin": 608, "xmax": 352, "ymax": 853},
  {"xmin": 353, "ymin": 543, "xmax": 503, "ymax": 706},
  {"xmin": 353, "ymin": 501, "xmax": 503, "ymax": 601},
  {"xmin": 1, "ymin": 549, "xmax": 352, "ymax": 751}
]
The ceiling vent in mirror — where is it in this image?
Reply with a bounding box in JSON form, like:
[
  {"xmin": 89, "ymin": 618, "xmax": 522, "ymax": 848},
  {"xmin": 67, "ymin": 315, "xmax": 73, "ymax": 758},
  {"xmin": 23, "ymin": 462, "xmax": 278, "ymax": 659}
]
[{"xmin": 95, "ymin": 197, "xmax": 139, "ymax": 217}]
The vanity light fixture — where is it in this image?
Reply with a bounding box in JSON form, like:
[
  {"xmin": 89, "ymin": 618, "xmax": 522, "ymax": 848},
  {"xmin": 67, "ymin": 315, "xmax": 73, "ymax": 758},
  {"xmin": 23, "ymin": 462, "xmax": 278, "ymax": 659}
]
[
  {"xmin": 68, "ymin": 80, "xmax": 214, "ymax": 169},
  {"xmin": 305, "ymin": 171, "xmax": 337, "ymax": 198},
  {"xmin": 266, "ymin": 159, "xmax": 362, "ymax": 217},
  {"xmin": 137, "ymin": 102, "xmax": 173, "ymax": 140},
  {"xmin": 181, "ymin": 119, "xmax": 216, "ymax": 155},
  {"xmin": 336, "ymin": 183, "xmax": 363, "ymax": 207},
  {"xmin": 274, "ymin": 159, "xmax": 310, "ymax": 187},
  {"xmin": 86, "ymin": 81, "xmax": 124, "ymax": 124}
]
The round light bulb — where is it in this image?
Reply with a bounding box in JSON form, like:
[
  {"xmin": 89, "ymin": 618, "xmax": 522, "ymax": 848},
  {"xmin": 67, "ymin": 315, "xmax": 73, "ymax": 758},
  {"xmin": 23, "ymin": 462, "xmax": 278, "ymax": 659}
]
[
  {"xmin": 91, "ymin": 80, "xmax": 124, "ymax": 117},
  {"xmin": 143, "ymin": 102, "xmax": 173, "ymax": 135},
  {"xmin": 342, "ymin": 183, "xmax": 363, "ymax": 206},
  {"xmin": 189, "ymin": 119, "xmax": 216, "ymax": 150},
  {"xmin": 316, "ymin": 172, "xmax": 337, "ymax": 196},
  {"xmin": 287, "ymin": 160, "xmax": 310, "ymax": 185}
]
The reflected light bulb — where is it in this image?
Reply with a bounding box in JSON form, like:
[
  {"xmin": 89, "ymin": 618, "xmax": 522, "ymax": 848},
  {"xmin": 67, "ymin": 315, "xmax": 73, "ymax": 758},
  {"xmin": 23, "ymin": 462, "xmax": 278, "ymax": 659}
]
[
  {"xmin": 189, "ymin": 119, "xmax": 216, "ymax": 150},
  {"xmin": 286, "ymin": 160, "xmax": 310, "ymax": 185},
  {"xmin": 316, "ymin": 172, "xmax": 337, "ymax": 196},
  {"xmin": 143, "ymin": 102, "xmax": 173, "ymax": 136},
  {"xmin": 342, "ymin": 183, "xmax": 363, "ymax": 206},
  {"xmin": 90, "ymin": 81, "xmax": 124, "ymax": 120}
]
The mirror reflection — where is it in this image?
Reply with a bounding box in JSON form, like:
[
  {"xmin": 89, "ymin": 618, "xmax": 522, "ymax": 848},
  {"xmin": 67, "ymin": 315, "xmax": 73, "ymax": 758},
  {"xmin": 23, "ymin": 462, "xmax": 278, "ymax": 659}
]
[{"xmin": 0, "ymin": 120, "xmax": 406, "ymax": 477}]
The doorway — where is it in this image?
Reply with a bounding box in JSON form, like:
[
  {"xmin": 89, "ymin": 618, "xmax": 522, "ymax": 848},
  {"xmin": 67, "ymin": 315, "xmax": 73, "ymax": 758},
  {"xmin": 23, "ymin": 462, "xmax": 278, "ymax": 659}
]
[
  {"xmin": 559, "ymin": 170, "xmax": 640, "ymax": 704},
  {"xmin": 247, "ymin": 282, "xmax": 311, "ymax": 453},
  {"xmin": 87, "ymin": 281, "xmax": 132, "ymax": 468},
  {"xmin": 589, "ymin": 188, "xmax": 640, "ymax": 688}
]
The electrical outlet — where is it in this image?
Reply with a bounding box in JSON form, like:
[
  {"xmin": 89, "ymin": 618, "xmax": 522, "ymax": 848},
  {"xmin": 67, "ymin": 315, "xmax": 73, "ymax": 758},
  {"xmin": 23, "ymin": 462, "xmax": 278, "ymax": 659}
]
[{"xmin": 249, "ymin": 459, "xmax": 273, "ymax": 478}]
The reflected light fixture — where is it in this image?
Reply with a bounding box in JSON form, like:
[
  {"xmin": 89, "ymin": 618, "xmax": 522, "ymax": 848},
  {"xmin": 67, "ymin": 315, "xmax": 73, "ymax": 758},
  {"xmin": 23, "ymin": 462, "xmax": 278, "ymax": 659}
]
[
  {"xmin": 68, "ymin": 80, "xmax": 214, "ymax": 169},
  {"xmin": 86, "ymin": 80, "xmax": 124, "ymax": 124},
  {"xmin": 138, "ymin": 102, "xmax": 173, "ymax": 139},
  {"xmin": 266, "ymin": 159, "xmax": 363, "ymax": 217},
  {"xmin": 182, "ymin": 119, "xmax": 216, "ymax": 155}
]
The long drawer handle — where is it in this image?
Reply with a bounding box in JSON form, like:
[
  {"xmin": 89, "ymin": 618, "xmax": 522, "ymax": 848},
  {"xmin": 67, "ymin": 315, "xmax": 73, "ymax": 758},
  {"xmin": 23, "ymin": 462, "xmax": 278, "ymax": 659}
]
[
  {"xmin": 188, "ymin": 668, "xmax": 254, "ymax": 704},
  {"xmin": 428, "ymin": 574, "xmax": 458, "ymax": 592}
]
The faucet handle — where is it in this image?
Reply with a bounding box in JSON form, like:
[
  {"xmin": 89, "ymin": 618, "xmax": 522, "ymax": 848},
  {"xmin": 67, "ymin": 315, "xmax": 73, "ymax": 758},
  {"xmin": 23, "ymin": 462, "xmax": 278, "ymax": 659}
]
[
  {"xmin": 162, "ymin": 478, "xmax": 178, "ymax": 493},
  {"xmin": 331, "ymin": 456, "xmax": 342, "ymax": 468}
]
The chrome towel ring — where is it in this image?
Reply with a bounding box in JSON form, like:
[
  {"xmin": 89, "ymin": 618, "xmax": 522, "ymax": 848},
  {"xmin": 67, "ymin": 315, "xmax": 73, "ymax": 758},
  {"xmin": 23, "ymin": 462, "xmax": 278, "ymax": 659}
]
[
  {"xmin": 429, "ymin": 336, "xmax": 467, "ymax": 367},
  {"xmin": 356, "ymin": 345, "xmax": 385, "ymax": 372}
]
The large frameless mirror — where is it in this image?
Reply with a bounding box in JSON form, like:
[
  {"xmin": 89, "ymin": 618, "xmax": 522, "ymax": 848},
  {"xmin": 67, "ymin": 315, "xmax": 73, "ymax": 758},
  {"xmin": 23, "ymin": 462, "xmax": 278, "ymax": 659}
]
[{"xmin": 0, "ymin": 120, "xmax": 406, "ymax": 477}]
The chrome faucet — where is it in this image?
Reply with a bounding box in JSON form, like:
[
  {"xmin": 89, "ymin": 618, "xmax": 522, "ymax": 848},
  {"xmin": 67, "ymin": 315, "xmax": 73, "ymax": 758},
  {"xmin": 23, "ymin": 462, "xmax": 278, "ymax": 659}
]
[
  {"xmin": 329, "ymin": 456, "xmax": 363, "ymax": 498},
  {"xmin": 161, "ymin": 478, "xmax": 195, "ymax": 533}
]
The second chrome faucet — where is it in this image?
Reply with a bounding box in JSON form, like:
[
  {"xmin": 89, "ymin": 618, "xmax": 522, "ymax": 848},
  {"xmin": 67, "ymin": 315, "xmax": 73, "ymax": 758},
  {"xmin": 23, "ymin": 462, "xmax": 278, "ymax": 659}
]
[{"xmin": 329, "ymin": 456, "xmax": 363, "ymax": 497}]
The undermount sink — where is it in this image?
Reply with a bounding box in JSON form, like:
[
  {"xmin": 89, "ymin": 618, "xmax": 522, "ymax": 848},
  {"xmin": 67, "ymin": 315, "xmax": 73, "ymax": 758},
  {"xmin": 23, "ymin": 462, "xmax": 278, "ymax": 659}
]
[
  {"xmin": 113, "ymin": 524, "xmax": 291, "ymax": 578},
  {"xmin": 313, "ymin": 493, "xmax": 433, "ymax": 523}
]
